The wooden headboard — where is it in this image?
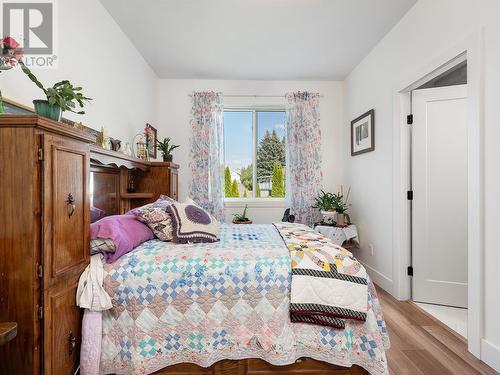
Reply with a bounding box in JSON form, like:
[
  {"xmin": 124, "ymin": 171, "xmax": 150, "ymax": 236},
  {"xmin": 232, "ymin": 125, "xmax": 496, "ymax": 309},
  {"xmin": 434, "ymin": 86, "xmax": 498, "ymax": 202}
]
[{"xmin": 90, "ymin": 146, "xmax": 179, "ymax": 219}]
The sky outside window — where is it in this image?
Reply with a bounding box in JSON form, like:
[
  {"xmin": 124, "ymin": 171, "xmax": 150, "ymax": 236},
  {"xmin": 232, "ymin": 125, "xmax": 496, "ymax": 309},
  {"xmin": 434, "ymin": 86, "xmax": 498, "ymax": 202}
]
[{"xmin": 224, "ymin": 110, "xmax": 286, "ymax": 198}]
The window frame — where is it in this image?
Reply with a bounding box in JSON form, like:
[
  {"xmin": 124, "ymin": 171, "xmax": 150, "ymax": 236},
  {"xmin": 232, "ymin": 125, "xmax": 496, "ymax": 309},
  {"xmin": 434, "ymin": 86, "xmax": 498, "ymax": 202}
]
[{"xmin": 223, "ymin": 106, "xmax": 287, "ymax": 203}]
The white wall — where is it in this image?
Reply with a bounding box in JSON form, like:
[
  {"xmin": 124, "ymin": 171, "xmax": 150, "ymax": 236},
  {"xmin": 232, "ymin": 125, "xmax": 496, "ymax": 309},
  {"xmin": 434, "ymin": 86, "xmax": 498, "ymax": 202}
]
[
  {"xmin": 157, "ymin": 79, "xmax": 346, "ymax": 223},
  {"xmin": 343, "ymin": 0, "xmax": 500, "ymax": 369},
  {"xmin": 0, "ymin": 0, "xmax": 158, "ymax": 143}
]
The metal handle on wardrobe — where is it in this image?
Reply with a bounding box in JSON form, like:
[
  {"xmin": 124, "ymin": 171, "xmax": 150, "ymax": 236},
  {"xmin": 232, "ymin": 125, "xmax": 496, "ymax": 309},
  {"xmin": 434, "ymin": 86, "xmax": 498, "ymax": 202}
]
[
  {"xmin": 68, "ymin": 331, "xmax": 77, "ymax": 355},
  {"xmin": 66, "ymin": 193, "xmax": 76, "ymax": 218}
]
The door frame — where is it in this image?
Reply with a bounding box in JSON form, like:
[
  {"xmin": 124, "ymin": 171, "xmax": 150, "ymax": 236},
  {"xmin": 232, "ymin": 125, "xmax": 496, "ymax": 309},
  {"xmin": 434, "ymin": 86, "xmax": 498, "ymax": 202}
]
[{"xmin": 391, "ymin": 30, "xmax": 484, "ymax": 357}]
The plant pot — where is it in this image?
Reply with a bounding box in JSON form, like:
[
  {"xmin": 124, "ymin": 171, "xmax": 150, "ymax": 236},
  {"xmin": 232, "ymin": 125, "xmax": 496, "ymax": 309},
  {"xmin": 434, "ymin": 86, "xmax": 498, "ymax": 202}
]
[
  {"xmin": 163, "ymin": 154, "xmax": 173, "ymax": 162},
  {"xmin": 232, "ymin": 219, "xmax": 252, "ymax": 225},
  {"xmin": 336, "ymin": 212, "xmax": 346, "ymax": 227},
  {"xmin": 33, "ymin": 99, "xmax": 62, "ymax": 122},
  {"xmin": 320, "ymin": 210, "xmax": 336, "ymax": 224}
]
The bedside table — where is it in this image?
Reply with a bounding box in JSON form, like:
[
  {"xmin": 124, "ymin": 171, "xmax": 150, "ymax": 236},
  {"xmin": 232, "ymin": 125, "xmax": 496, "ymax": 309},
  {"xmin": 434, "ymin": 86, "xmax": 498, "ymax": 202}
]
[{"xmin": 314, "ymin": 224, "xmax": 359, "ymax": 249}]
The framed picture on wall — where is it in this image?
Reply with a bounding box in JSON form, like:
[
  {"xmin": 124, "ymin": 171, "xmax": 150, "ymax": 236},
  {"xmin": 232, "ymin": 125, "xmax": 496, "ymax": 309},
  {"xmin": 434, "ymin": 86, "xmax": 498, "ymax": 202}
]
[
  {"xmin": 146, "ymin": 123, "xmax": 158, "ymax": 159},
  {"xmin": 351, "ymin": 109, "xmax": 375, "ymax": 156}
]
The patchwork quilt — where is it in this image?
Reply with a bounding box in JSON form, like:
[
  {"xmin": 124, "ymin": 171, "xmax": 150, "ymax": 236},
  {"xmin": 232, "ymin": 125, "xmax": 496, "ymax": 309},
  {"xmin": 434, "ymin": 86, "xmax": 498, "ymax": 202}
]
[
  {"xmin": 274, "ymin": 222, "xmax": 367, "ymax": 329},
  {"xmin": 95, "ymin": 224, "xmax": 389, "ymax": 374}
]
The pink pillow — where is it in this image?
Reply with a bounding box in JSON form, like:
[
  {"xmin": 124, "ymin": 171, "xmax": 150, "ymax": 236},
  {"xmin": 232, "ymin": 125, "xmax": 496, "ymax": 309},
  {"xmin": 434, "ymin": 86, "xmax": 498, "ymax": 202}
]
[{"xmin": 90, "ymin": 214, "xmax": 154, "ymax": 263}]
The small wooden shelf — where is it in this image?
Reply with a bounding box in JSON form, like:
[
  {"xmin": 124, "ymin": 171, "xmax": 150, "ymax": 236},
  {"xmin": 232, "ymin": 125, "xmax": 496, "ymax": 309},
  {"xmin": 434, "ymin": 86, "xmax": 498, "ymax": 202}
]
[{"xmin": 121, "ymin": 192, "xmax": 154, "ymax": 199}]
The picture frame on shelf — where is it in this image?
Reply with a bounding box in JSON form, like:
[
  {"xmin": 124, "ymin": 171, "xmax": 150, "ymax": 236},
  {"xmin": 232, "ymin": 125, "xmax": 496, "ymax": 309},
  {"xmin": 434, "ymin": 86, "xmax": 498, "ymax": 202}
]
[{"xmin": 145, "ymin": 123, "xmax": 157, "ymax": 159}]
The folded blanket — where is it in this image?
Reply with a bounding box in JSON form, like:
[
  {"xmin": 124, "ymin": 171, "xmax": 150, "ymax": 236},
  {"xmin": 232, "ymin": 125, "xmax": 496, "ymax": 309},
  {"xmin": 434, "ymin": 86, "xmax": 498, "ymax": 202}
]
[{"xmin": 274, "ymin": 222, "xmax": 367, "ymax": 329}]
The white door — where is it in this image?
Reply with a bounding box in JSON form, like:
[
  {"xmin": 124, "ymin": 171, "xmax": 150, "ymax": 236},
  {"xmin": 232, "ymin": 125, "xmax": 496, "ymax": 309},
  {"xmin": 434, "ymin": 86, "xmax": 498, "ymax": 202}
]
[{"xmin": 412, "ymin": 85, "xmax": 468, "ymax": 308}]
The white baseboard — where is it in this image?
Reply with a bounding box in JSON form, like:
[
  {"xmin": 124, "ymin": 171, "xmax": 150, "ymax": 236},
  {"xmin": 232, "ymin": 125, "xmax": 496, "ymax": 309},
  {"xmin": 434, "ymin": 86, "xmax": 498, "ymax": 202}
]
[
  {"xmin": 481, "ymin": 339, "xmax": 500, "ymax": 372},
  {"xmin": 361, "ymin": 262, "xmax": 393, "ymax": 295}
]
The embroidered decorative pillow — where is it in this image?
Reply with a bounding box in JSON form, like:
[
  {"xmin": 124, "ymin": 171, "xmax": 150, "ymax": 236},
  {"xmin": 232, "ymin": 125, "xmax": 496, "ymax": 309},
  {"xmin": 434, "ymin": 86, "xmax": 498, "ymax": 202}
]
[
  {"xmin": 166, "ymin": 202, "xmax": 219, "ymax": 243},
  {"xmin": 129, "ymin": 196, "xmax": 176, "ymax": 241}
]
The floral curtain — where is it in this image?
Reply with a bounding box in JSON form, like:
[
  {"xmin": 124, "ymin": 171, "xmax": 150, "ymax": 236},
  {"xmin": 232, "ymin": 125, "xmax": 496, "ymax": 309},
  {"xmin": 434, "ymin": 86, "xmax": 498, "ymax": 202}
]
[
  {"xmin": 189, "ymin": 92, "xmax": 225, "ymax": 221},
  {"xmin": 285, "ymin": 92, "xmax": 323, "ymax": 226}
]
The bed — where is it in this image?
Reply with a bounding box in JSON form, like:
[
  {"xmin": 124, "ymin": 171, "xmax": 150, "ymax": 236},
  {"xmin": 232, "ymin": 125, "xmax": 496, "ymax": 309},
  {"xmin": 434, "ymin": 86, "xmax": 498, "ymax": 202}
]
[{"xmin": 80, "ymin": 223, "xmax": 389, "ymax": 375}]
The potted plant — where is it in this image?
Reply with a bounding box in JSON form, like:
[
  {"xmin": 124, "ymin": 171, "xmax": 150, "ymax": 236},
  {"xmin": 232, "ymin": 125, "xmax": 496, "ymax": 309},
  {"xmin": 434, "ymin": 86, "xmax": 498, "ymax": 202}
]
[
  {"xmin": 25, "ymin": 74, "xmax": 92, "ymax": 121},
  {"xmin": 331, "ymin": 186, "xmax": 351, "ymax": 226},
  {"xmin": 1, "ymin": 35, "xmax": 91, "ymax": 120},
  {"xmin": 312, "ymin": 190, "xmax": 336, "ymax": 224},
  {"xmin": 156, "ymin": 137, "xmax": 180, "ymax": 162},
  {"xmin": 232, "ymin": 204, "xmax": 252, "ymax": 224}
]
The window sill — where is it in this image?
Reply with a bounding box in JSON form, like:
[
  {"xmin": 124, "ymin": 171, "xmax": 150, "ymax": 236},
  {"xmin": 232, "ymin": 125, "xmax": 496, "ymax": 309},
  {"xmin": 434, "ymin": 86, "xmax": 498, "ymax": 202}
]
[{"xmin": 224, "ymin": 198, "xmax": 288, "ymax": 208}]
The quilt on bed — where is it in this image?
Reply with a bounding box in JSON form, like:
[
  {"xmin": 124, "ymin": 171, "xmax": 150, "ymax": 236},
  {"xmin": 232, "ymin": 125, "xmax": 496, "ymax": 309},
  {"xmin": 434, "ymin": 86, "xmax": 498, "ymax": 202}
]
[
  {"xmin": 97, "ymin": 224, "xmax": 389, "ymax": 374},
  {"xmin": 274, "ymin": 222, "xmax": 367, "ymax": 329}
]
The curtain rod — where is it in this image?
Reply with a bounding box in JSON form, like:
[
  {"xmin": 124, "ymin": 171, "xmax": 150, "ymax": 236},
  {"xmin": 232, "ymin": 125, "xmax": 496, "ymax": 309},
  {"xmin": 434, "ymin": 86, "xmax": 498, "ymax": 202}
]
[{"xmin": 188, "ymin": 94, "xmax": 324, "ymax": 98}]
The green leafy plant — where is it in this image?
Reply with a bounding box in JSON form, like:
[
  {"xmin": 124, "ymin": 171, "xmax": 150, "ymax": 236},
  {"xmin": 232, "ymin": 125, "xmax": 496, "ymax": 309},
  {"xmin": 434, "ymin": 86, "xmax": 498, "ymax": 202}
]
[
  {"xmin": 233, "ymin": 204, "xmax": 250, "ymax": 222},
  {"xmin": 331, "ymin": 193, "xmax": 350, "ymax": 213},
  {"xmin": 20, "ymin": 61, "xmax": 92, "ymax": 114},
  {"xmin": 313, "ymin": 186, "xmax": 351, "ymax": 213},
  {"xmin": 312, "ymin": 190, "xmax": 336, "ymax": 211},
  {"xmin": 331, "ymin": 186, "xmax": 351, "ymax": 213},
  {"xmin": 46, "ymin": 80, "xmax": 92, "ymax": 114},
  {"xmin": 156, "ymin": 137, "xmax": 180, "ymax": 157}
]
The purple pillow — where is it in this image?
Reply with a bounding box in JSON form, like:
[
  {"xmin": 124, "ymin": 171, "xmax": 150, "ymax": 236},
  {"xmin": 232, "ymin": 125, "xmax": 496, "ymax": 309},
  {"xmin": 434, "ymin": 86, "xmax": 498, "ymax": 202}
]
[
  {"xmin": 90, "ymin": 206, "xmax": 106, "ymax": 223},
  {"xmin": 90, "ymin": 214, "xmax": 154, "ymax": 263}
]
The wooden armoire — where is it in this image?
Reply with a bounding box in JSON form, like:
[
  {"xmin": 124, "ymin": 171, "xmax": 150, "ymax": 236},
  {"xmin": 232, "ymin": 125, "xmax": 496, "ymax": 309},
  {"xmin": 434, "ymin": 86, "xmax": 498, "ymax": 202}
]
[
  {"xmin": 0, "ymin": 115, "xmax": 93, "ymax": 374},
  {"xmin": 0, "ymin": 115, "xmax": 179, "ymax": 374}
]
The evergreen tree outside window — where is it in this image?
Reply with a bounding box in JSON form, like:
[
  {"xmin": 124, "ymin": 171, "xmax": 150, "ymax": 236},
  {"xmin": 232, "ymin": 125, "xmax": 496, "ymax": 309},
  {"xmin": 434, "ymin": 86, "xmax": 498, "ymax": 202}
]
[{"xmin": 223, "ymin": 110, "xmax": 286, "ymax": 199}]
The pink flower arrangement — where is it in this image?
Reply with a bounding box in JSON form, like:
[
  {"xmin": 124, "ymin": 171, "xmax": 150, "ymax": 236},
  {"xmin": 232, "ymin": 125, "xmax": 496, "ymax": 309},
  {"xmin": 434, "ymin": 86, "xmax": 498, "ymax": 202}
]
[
  {"xmin": 2, "ymin": 36, "xmax": 20, "ymax": 49},
  {"xmin": 0, "ymin": 36, "xmax": 24, "ymax": 69}
]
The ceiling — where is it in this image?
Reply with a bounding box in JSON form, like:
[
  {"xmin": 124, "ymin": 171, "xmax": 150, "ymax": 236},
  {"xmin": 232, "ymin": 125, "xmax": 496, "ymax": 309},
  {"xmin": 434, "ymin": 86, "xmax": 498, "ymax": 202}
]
[{"xmin": 99, "ymin": 0, "xmax": 416, "ymax": 80}]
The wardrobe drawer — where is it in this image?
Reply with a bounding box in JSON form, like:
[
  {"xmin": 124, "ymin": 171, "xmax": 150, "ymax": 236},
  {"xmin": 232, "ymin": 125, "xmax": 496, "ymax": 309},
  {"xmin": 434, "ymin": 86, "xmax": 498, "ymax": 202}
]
[
  {"xmin": 43, "ymin": 276, "xmax": 83, "ymax": 375},
  {"xmin": 42, "ymin": 133, "xmax": 90, "ymax": 287}
]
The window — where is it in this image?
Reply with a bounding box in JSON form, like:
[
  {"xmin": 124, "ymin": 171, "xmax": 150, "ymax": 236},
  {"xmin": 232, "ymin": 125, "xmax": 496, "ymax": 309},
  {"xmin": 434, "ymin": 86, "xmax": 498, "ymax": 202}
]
[{"xmin": 224, "ymin": 109, "xmax": 286, "ymax": 199}]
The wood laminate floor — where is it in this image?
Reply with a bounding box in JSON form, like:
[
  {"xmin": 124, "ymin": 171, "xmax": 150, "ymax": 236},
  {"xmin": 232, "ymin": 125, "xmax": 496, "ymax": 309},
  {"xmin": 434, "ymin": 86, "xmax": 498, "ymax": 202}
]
[{"xmin": 376, "ymin": 286, "xmax": 498, "ymax": 375}]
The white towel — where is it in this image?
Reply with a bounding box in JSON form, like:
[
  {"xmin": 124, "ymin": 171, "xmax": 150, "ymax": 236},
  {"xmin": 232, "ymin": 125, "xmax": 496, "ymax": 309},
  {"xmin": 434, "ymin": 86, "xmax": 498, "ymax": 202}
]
[{"xmin": 76, "ymin": 254, "xmax": 112, "ymax": 311}]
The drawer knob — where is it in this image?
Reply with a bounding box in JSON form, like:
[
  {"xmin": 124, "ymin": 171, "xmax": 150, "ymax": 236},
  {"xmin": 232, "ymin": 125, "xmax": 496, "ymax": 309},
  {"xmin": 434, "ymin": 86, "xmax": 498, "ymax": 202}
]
[
  {"xmin": 66, "ymin": 193, "xmax": 76, "ymax": 218},
  {"xmin": 68, "ymin": 331, "xmax": 77, "ymax": 355}
]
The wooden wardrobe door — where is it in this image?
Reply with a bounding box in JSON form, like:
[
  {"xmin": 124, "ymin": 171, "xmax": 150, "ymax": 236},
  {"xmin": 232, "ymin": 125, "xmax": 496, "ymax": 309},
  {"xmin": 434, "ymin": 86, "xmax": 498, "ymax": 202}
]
[
  {"xmin": 42, "ymin": 134, "xmax": 90, "ymax": 287},
  {"xmin": 43, "ymin": 276, "xmax": 82, "ymax": 375}
]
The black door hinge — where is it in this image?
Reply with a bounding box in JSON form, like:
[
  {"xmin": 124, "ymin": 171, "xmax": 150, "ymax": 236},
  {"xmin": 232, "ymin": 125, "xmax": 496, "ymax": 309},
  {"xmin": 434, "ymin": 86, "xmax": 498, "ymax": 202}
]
[
  {"xmin": 37, "ymin": 304, "xmax": 43, "ymax": 320},
  {"xmin": 407, "ymin": 266, "xmax": 414, "ymax": 276},
  {"xmin": 37, "ymin": 147, "xmax": 43, "ymax": 161},
  {"xmin": 407, "ymin": 190, "xmax": 414, "ymax": 200},
  {"xmin": 407, "ymin": 114, "xmax": 413, "ymax": 125}
]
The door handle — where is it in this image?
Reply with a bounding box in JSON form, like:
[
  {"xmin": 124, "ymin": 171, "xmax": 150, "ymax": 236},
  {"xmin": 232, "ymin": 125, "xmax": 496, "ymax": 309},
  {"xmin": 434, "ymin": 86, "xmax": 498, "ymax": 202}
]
[{"xmin": 66, "ymin": 193, "xmax": 76, "ymax": 218}]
